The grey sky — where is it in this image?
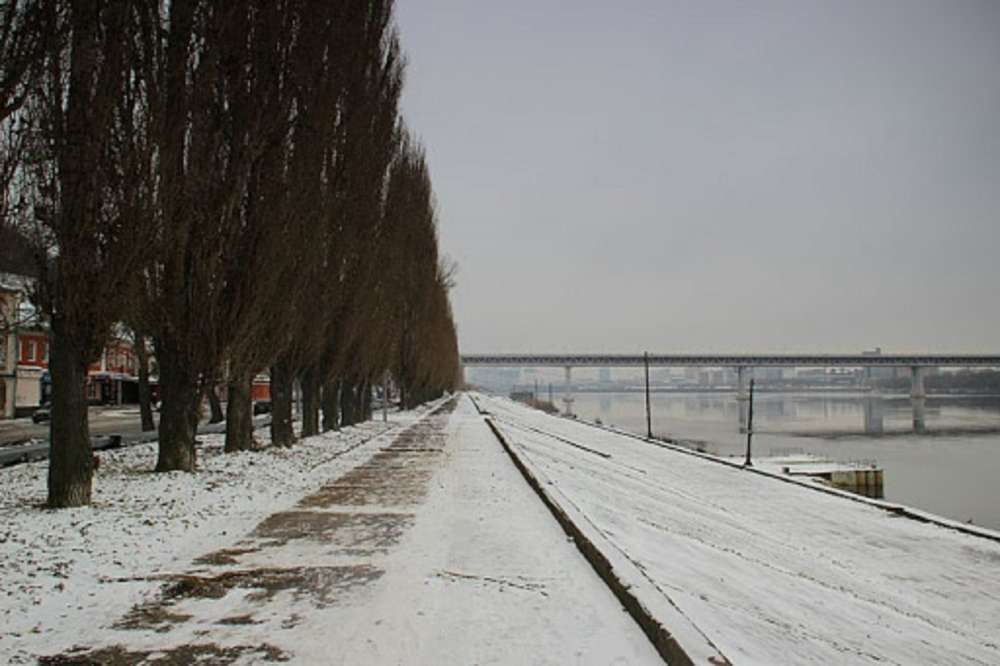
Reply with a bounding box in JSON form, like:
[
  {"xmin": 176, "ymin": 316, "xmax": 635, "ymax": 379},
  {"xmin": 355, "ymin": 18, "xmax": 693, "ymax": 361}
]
[{"xmin": 396, "ymin": 1, "xmax": 1000, "ymax": 354}]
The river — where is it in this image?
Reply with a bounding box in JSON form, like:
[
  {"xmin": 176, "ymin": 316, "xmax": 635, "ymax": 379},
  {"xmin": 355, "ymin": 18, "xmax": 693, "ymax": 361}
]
[{"xmin": 568, "ymin": 391, "xmax": 1000, "ymax": 531}]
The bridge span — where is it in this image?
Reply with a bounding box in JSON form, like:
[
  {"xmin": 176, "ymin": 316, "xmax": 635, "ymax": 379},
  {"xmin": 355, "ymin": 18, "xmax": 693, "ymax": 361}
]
[
  {"xmin": 460, "ymin": 353, "xmax": 1000, "ymax": 369},
  {"xmin": 460, "ymin": 353, "xmax": 1000, "ymax": 410}
]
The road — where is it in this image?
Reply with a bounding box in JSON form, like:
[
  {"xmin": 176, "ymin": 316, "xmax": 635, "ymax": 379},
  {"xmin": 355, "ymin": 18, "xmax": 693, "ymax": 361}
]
[
  {"xmin": 0, "ymin": 406, "xmax": 154, "ymax": 447},
  {"xmin": 0, "ymin": 407, "xmax": 271, "ymax": 467}
]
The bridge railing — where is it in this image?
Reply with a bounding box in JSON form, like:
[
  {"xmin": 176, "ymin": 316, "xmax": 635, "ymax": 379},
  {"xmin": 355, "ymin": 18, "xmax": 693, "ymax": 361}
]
[{"xmin": 460, "ymin": 354, "xmax": 1000, "ymax": 368}]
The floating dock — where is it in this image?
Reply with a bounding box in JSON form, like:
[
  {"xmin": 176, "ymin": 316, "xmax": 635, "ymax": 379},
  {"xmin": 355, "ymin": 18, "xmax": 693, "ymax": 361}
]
[{"xmin": 752, "ymin": 453, "xmax": 885, "ymax": 498}]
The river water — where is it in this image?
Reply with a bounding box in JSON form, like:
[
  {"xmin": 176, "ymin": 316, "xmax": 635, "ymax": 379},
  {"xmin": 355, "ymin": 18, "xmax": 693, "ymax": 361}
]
[{"xmin": 568, "ymin": 391, "xmax": 1000, "ymax": 531}]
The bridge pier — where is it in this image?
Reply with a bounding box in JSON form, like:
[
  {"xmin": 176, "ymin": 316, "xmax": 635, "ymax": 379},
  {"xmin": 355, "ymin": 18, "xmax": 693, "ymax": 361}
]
[
  {"xmin": 736, "ymin": 366, "xmax": 753, "ymax": 401},
  {"xmin": 912, "ymin": 397, "xmax": 927, "ymax": 434},
  {"xmin": 862, "ymin": 366, "xmax": 880, "ymax": 393},
  {"xmin": 863, "ymin": 395, "xmax": 884, "ymax": 435},
  {"xmin": 910, "ymin": 366, "xmax": 928, "ymax": 399},
  {"xmin": 562, "ymin": 366, "xmax": 575, "ymax": 415}
]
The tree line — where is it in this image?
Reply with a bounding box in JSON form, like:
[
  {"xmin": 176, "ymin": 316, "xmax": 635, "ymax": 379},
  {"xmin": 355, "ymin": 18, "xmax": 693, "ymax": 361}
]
[{"xmin": 0, "ymin": 0, "xmax": 461, "ymax": 508}]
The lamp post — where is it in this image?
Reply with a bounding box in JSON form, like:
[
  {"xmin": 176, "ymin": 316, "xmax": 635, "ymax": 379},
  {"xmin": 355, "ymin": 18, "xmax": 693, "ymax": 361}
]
[
  {"xmin": 744, "ymin": 379, "xmax": 755, "ymax": 467},
  {"xmin": 644, "ymin": 352, "xmax": 652, "ymax": 439}
]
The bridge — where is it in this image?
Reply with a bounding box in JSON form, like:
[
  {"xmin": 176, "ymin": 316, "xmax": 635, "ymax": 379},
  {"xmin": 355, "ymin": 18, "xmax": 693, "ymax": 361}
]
[
  {"xmin": 460, "ymin": 353, "xmax": 1000, "ymax": 369},
  {"xmin": 460, "ymin": 353, "xmax": 1000, "ymax": 421}
]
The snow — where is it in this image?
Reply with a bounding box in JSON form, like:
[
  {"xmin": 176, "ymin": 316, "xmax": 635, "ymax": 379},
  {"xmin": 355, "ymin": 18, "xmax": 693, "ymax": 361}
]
[
  {"xmin": 478, "ymin": 393, "xmax": 1000, "ymax": 665},
  {"xmin": 9, "ymin": 390, "xmax": 996, "ymax": 664},
  {"xmin": 244, "ymin": 393, "xmax": 660, "ymax": 664},
  {"xmin": 0, "ymin": 396, "xmax": 661, "ymax": 664},
  {"xmin": 0, "ymin": 408, "xmax": 423, "ymax": 663}
]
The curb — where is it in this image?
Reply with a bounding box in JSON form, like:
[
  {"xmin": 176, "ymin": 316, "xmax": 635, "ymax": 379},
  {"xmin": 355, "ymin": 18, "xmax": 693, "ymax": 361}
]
[{"xmin": 477, "ymin": 403, "xmax": 730, "ymax": 666}]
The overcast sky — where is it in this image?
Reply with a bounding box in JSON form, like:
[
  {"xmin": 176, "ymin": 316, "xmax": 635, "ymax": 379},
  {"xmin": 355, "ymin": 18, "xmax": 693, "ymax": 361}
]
[{"xmin": 396, "ymin": 0, "xmax": 999, "ymax": 354}]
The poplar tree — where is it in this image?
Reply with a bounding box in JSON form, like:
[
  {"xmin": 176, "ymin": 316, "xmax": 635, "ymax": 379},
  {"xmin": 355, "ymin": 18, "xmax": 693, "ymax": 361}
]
[{"xmin": 28, "ymin": 0, "xmax": 158, "ymax": 506}]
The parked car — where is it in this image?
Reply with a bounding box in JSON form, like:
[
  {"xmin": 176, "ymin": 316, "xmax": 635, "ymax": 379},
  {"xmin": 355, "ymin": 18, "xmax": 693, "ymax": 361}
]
[
  {"xmin": 252, "ymin": 400, "xmax": 272, "ymax": 415},
  {"xmin": 32, "ymin": 403, "xmax": 51, "ymax": 424}
]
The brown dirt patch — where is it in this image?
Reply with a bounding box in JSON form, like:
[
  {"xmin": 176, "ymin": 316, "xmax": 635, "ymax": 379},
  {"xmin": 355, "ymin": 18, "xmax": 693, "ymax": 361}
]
[
  {"xmin": 297, "ymin": 418, "xmax": 449, "ymax": 508},
  {"xmin": 298, "ymin": 464, "xmax": 436, "ymax": 507},
  {"xmin": 113, "ymin": 604, "xmax": 193, "ymax": 633},
  {"xmin": 216, "ymin": 613, "xmax": 260, "ymax": 626},
  {"xmin": 192, "ymin": 547, "xmax": 261, "ymax": 566},
  {"xmin": 252, "ymin": 511, "xmax": 413, "ymax": 553},
  {"xmin": 39, "ymin": 642, "xmax": 289, "ymax": 665},
  {"xmin": 114, "ymin": 565, "xmax": 383, "ymax": 633},
  {"xmin": 162, "ymin": 565, "xmax": 384, "ymax": 605}
]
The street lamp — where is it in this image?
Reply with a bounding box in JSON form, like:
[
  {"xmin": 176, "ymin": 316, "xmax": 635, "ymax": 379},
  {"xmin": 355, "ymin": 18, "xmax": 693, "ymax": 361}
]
[{"xmin": 744, "ymin": 379, "xmax": 755, "ymax": 467}]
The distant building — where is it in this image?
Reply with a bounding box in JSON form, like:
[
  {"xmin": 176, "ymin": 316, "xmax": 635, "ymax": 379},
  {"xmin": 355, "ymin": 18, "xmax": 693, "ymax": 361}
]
[
  {"xmin": 1, "ymin": 272, "xmax": 151, "ymax": 418},
  {"xmin": 1, "ymin": 277, "xmax": 35, "ymax": 418}
]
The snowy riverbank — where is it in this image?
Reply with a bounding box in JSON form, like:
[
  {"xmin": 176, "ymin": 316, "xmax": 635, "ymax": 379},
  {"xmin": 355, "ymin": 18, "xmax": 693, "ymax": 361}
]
[{"xmin": 478, "ymin": 393, "xmax": 1000, "ymax": 664}]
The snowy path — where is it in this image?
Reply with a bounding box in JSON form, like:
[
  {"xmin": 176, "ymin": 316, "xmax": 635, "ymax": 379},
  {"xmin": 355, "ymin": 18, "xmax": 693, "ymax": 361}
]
[
  {"xmin": 316, "ymin": 394, "xmax": 659, "ymax": 665},
  {"xmin": 19, "ymin": 396, "xmax": 660, "ymax": 664},
  {"xmin": 0, "ymin": 403, "xmax": 427, "ymax": 663},
  {"xmin": 478, "ymin": 394, "xmax": 1000, "ymax": 665}
]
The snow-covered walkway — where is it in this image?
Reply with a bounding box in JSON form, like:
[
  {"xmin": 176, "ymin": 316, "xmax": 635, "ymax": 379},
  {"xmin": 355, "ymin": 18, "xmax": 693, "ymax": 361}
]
[
  {"xmin": 3, "ymin": 395, "xmax": 660, "ymax": 664},
  {"xmin": 478, "ymin": 393, "xmax": 1000, "ymax": 665}
]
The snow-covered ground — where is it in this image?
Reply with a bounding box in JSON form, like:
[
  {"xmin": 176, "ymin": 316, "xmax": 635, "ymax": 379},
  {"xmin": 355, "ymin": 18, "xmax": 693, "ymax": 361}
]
[
  {"xmin": 0, "ymin": 406, "xmax": 436, "ymax": 663},
  {"xmin": 479, "ymin": 393, "xmax": 1000, "ymax": 665},
  {"xmin": 1, "ymin": 396, "xmax": 661, "ymax": 664},
  {"xmin": 291, "ymin": 393, "xmax": 659, "ymax": 664},
  {"xmin": 10, "ymin": 391, "xmax": 996, "ymax": 664}
]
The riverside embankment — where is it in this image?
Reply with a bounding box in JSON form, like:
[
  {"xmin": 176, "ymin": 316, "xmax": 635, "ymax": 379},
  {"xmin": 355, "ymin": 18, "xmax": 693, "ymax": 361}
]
[{"xmin": 475, "ymin": 392, "xmax": 1000, "ymax": 665}]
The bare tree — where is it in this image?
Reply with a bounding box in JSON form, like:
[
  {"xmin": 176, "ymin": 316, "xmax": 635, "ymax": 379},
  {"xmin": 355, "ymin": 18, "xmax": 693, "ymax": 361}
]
[
  {"xmin": 218, "ymin": 0, "xmax": 315, "ymax": 452},
  {"xmin": 306, "ymin": 0, "xmax": 404, "ymax": 434},
  {"xmin": 139, "ymin": 0, "xmax": 302, "ymax": 470},
  {"xmin": 382, "ymin": 133, "xmax": 460, "ymax": 408},
  {"xmin": 23, "ymin": 0, "xmax": 159, "ymax": 507},
  {"xmin": 0, "ymin": 1, "xmax": 54, "ymax": 260},
  {"xmin": 3, "ymin": 0, "xmax": 461, "ymax": 498},
  {"xmin": 0, "ymin": 0, "xmax": 51, "ymax": 121}
]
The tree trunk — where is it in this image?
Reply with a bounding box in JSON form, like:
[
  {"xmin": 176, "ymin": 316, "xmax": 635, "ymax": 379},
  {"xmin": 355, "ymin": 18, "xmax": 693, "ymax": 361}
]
[
  {"xmin": 155, "ymin": 354, "xmax": 199, "ymax": 472},
  {"xmin": 207, "ymin": 384, "xmax": 224, "ymax": 423},
  {"xmin": 47, "ymin": 324, "xmax": 93, "ymax": 508},
  {"xmin": 321, "ymin": 378, "xmax": 339, "ymax": 432},
  {"xmin": 398, "ymin": 365, "xmax": 407, "ymax": 411},
  {"xmin": 270, "ymin": 357, "xmax": 295, "ymax": 447},
  {"xmin": 224, "ymin": 372, "xmax": 254, "ymax": 452},
  {"xmin": 338, "ymin": 380, "xmax": 354, "ymax": 427},
  {"xmin": 300, "ymin": 366, "xmax": 320, "ymax": 437},
  {"xmin": 135, "ymin": 336, "xmax": 155, "ymax": 432},
  {"xmin": 360, "ymin": 379, "xmax": 372, "ymax": 421}
]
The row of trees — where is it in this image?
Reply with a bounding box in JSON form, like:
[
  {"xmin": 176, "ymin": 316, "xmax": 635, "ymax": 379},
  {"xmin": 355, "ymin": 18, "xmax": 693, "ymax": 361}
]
[{"xmin": 0, "ymin": 0, "xmax": 461, "ymax": 508}]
